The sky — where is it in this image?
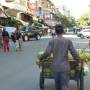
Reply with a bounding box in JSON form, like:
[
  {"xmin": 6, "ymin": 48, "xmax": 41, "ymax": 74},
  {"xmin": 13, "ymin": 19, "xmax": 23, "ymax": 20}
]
[{"xmin": 51, "ymin": 0, "xmax": 90, "ymax": 19}]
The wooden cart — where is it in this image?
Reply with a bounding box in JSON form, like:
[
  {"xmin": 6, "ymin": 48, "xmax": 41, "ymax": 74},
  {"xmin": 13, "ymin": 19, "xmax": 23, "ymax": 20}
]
[{"xmin": 39, "ymin": 60, "xmax": 84, "ymax": 90}]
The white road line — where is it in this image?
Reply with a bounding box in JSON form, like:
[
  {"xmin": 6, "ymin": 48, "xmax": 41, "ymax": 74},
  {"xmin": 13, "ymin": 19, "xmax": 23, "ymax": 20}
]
[
  {"xmin": 63, "ymin": 35, "xmax": 80, "ymax": 38},
  {"xmin": 41, "ymin": 35, "xmax": 80, "ymax": 39},
  {"xmin": 73, "ymin": 41, "xmax": 89, "ymax": 44}
]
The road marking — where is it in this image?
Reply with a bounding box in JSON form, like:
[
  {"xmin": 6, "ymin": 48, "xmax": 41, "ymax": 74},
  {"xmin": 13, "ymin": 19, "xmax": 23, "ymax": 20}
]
[
  {"xmin": 63, "ymin": 35, "xmax": 80, "ymax": 38},
  {"xmin": 73, "ymin": 41, "xmax": 89, "ymax": 44},
  {"xmin": 41, "ymin": 35, "xmax": 80, "ymax": 39}
]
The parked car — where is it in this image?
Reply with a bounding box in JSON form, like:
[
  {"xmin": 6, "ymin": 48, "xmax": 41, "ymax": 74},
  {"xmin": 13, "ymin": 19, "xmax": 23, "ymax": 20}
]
[
  {"xmin": 77, "ymin": 28, "xmax": 90, "ymax": 38},
  {"xmin": 21, "ymin": 26, "xmax": 42, "ymax": 41}
]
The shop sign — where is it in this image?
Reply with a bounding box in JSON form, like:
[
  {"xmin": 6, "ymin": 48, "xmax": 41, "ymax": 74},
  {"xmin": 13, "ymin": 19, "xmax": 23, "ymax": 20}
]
[
  {"xmin": 28, "ymin": 3, "xmax": 36, "ymax": 14},
  {"xmin": 28, "ymin": 3, "xmax": 36, "ymax": 10}
]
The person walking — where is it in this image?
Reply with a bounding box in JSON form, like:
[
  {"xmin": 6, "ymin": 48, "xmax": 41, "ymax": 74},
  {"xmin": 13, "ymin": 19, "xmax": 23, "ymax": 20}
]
[
  {"xmin": 11, "ymin": 32, "xmax": 16, "ymax": 43},
  {"xmin": 2, "ymin": 28, "xmax": 9, "ymax": 52},
  {"xmin": 40, "ymin": 24, "xmax": 80, "ymax": 90},
  {"xmin": 14, "ymin": 28, "xmax": 22, "ymax": 51},
  {"xmin": 11, "ymin": 32, "xmax": 16, "ymax": 50},
  {"xmin": 0, "ymin": 29, "xmax": 2, "ymax": 51},
  {"xmin": 18, "ymin": 30, "xmax": 22, "ymax": 51}
]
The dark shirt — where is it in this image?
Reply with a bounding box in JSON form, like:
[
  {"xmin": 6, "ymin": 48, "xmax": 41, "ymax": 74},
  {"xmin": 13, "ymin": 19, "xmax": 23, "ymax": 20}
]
[
  {"xmin": 2, "ymin": 30, "xmax": 9, "ymax": 37},
  {"xmin": 11, "ymin": 33, "xmax": 16, "ymax": 42},
  {"xmin": 14, "ymin": 32, "xmax": 21, "ymax": 40}
]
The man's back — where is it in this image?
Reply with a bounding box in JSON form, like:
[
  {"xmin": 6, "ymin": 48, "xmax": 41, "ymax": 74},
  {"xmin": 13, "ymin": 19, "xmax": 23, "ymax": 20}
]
[
  {"xmin": 50, "ymin": 36, "xmax": 71, "ymax": 72},
  {"xmin": 40, "ymin": 24, "xmax": 80, "ymax": 72},
  {"xmin": 43, "ymin": 35, "xmax": 79, "ymax": 72}
]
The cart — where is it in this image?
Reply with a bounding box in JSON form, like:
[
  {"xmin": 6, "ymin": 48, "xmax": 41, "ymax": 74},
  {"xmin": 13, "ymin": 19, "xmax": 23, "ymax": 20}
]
[{"xmin": 39, "ymin": 60, "xmax": 84, "ymax": 90}]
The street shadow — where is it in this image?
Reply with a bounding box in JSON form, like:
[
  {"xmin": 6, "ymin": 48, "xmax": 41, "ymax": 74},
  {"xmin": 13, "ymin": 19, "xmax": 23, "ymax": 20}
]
[{"xmin": 40, "ymin": 79, "xmax": 78, "ymax": 90}]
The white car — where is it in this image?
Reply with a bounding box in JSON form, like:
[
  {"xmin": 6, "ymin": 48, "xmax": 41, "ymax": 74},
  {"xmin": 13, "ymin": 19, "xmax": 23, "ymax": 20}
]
[{"xmin": 77, "ymin": 29, "xmax": 90, "ymax": 38}]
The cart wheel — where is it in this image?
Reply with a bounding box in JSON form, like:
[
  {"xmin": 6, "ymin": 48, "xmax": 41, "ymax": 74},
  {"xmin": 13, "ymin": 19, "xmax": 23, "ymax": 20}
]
[
  {"xmin": 77, "ymin": 80, "xmax": 80, "ymax": 90},
  {"xmin": 80, "ymin": 70, "xmax": 84, "ymax": 90},
  {"xmin": 76, "ymin": 68, "xmax": 84, "ymax": 90},
  {"xmin": 40, "ymin": 73, "xmax": 45, "ymax": 89}
]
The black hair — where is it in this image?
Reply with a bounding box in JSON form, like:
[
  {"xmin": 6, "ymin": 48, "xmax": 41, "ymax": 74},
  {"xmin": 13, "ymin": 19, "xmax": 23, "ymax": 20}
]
[{"xmin": 55, "ymin": 24, "xmax": 64, "ymax": 34}]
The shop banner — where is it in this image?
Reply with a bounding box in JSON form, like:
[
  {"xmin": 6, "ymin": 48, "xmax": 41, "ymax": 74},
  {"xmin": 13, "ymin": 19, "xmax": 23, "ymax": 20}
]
[{"xmin": 28, "ymin": 3, "xmax": 36, "ymax": 14}]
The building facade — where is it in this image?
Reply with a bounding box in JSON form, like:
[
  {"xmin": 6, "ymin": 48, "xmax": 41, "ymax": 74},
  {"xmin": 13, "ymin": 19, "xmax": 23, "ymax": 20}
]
[{"xmin": 0, "ymin": 0, "xmax": 28, "ymax": 17}]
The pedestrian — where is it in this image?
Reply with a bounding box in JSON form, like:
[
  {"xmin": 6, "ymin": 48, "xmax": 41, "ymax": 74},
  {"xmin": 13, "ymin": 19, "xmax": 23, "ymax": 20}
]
[
  {"xmin": 11, "ymin": 32, "xmax": 16, "ymax": 43},
  {"xmin": 8, "ymin": 39, "xmax": 14, "ymax": 51},
  {"xmin": 40, "ymin": 24, "xmax": 81, "ymax": 90},
  {"xmin": 11, "ymin": 32, "xmax": 16, "ymax": 50},
  {"xmin": 2, "ymin": 28, "xmax": 9, "ymax": 52},
  {"xmin": 14, "ymin": 28, "xmax": 22, "ymax": 51},
  {"xmin": 18, "ymin": 30, "xmax": 22, "ymax": 51},
  {"xmin": 73, "ymin": 26, "xmax": 77, "ymax": 34},
  {"xmin": 0, "ymin": 29, "xmax": 2, "ymax": 51}
]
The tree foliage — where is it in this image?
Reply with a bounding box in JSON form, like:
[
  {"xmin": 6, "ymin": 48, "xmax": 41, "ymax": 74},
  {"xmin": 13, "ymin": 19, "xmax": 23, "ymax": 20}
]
[
  {"xmin": 52, "ymin": 13, "xmax": 76, "ymax": 27},
  {"xmin": 60, "ymin": 16, "xmax": 76, "ymax": 27},
  {"xmin": 0, "ymin": 17, "xmax": 23, "ymax": 27},
  {"xmin": 77, "ymin": 10, "xmax": 90, "ymax": 26}
]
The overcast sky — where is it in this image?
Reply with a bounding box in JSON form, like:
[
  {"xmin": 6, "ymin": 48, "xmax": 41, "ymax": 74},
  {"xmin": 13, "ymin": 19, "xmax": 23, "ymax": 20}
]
[{"xmin": 51, "ymin": 0, "xmax": 90, "ymax": 19}]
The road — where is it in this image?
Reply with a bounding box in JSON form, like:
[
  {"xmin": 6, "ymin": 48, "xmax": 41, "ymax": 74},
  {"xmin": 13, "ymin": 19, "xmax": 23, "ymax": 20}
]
[{"xmin": 0, "ymin": 35, "xmax": 90, "ymax": 90}]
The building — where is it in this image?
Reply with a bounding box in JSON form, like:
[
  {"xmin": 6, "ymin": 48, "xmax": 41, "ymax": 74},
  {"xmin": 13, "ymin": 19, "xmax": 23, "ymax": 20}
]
[
  {"xmin": 56, "ymin": 5, "xmax": 71, "ymax": 17},
  {"xmin": 0, "ymin": 0, "xmax": 28, "ymax": 17},
  {"xmin": 0, "ymin": 0, "xmax": 34, "ymax": 26},
  {"xmin": 35, "ymin": 0, "xmax": 57, "ymax": 26}
]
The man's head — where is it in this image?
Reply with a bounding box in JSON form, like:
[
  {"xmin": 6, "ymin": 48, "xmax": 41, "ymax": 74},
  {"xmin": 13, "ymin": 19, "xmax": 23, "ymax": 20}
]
[{"xmin": 55, "ymin": 24, "xmax": 64, "ymax": 35}]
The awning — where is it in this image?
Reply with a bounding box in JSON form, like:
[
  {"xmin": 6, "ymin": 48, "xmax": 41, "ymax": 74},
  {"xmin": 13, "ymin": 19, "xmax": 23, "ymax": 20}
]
[
  {"xmin": 5, "ymin": 8, "xmax": 33, "ymax": 18},
  {"xmin": 5, "ymin": 9, "xmax": 20, "ymax": 17}
]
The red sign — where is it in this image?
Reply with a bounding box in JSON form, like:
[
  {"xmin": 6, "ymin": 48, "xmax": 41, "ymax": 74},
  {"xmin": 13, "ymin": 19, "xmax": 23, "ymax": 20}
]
[
  {"xmin": 28, "ymin": 3, "xmax": 37, "ymax": 14},
  {"xmin": 28, "ymin": 3, "xmax": 36, "ymax": 10}
]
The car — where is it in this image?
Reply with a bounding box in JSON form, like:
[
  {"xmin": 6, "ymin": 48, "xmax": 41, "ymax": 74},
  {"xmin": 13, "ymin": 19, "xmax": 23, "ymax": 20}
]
[
  {"xmin": 21, "ymin": 26, "xmax": 42, "ymax": 41},
  {"xmin": 77, "ymin": 28, "xmax": 90, "ymax": 38}
]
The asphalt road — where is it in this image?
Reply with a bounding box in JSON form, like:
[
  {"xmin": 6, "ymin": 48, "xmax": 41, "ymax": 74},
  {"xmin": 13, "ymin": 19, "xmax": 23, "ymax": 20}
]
[{"xmin": 0, "ymin": 37, "xmax": 90, "ymax": 90}]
